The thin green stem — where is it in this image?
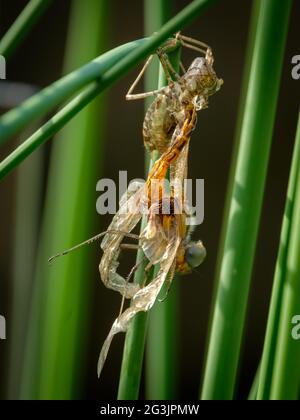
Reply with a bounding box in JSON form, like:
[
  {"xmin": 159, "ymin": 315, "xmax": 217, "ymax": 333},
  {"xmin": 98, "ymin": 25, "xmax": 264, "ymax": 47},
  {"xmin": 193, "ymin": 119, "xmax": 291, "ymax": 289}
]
[
  {"xmin": 144, "ymin": 0, "xmax": 180, "ymax": 400},
  {"xmin": 270, "ymin": 127, "xmax": 300, "ymax": 398},
  {"xmin": 201, "ymin": 0, "xmax": 292, "ymax": 400},
  {"xmin": 257, "ymin": 112, "xmax": 300, "ymax": 400},
  {"xmin": 118, "ymin": 0, "xmax": 192, "ymax": 397},
  {"xmin": 0, "ymin": 39, "xmax": 145, "ymax": 146},
  {"xmin": 0, "ymin": 81, "xmax": 106, "ymax": 181},
  {"xmin": 0, "ymin": 0, "xmax": 217, "ymax": 147},
  {"xmin": 0, "ymin": 0, "xmax": 52, "ymax": 59}
]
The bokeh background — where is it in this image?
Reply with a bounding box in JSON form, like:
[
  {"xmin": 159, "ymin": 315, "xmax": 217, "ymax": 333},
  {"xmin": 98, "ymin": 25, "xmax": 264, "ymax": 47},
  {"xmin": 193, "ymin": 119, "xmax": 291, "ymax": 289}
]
[{"xmin": 0, "ymin": 0, "xmax": 299, "ymax": 399}]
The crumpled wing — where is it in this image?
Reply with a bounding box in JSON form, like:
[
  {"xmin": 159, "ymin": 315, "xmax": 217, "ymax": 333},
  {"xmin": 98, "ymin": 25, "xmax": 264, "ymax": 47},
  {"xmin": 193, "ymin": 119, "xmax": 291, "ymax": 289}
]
[
  {"xmin": 139, "ymin": 201, "xmax": 169, "ymax": 265},
  {"xmin": 97, "ymin": 233, "xmax": 181, "ymax": 377},
  {"xmin": 99, "ymin": 182, "xmax": 145, "ymax": 298}
]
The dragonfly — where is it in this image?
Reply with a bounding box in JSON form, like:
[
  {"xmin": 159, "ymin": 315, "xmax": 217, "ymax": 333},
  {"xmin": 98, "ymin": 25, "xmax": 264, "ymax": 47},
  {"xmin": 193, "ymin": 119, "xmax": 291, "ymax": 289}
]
[
  {"xmin": 48, "ymin": 106, "xmax": 202, "ymax": 285},
  {"xmin": 97, "ymin": 34, "xmax": 223, "ymax": 301},
  {"xmin": 49, "ymin": 34, "xmax": 222, "ymax": 300},
  {"xmin": 49, "ymin": 106, "xmax": 206, "ymax": 377},
  {"xmin": 98, "ymin": 104, "xmax": 198, "ymax": 299},
  {"xmin": 96, "ymin": 104, "xmax": 210, "ymax": 376},
  {"xmin": 49, "ymin": 35, "xmax": 223, "ymax": 376},
  {"xmin": 126, "ymin": 33, "xmax": 223, "ymax": 154}
]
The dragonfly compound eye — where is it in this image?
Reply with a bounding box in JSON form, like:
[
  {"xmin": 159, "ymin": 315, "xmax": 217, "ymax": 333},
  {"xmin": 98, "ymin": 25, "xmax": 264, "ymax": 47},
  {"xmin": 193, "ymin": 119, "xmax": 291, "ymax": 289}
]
[{"xmin": 185, "ymin": 240, "xmax": 207, "ymax": 268}]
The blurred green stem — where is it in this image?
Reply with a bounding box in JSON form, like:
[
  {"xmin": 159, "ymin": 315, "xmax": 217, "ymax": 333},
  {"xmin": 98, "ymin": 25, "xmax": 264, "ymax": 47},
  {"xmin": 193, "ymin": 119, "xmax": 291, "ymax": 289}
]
[
  {"xmin": 20, "ymin": 0, "xmax": 108, "ymax": 399},
  {"xmin": 201, "ymin": 0, "xmax": 292, "ymax": 400},
  {"xmin": 248, "ymin": 364, "xmax": 260, "ymax": 400},
  {"xmin": 0, "ymin": 0, "xmax": 217, "ymax": 147},
  {"xmin": 0, "ymin": 79, "xmax": 116, "ymax": 181},
  {"xmin": 270, "ymin": 126, "xmax": 300, "ymax": 399},
  {"xmin": 144, "ymin": 0, "xmax": 180, "ymax": 401},
  {"xmin": 0, "ymin": 0, "xmax": 52, "ymax": 59},
  {"xmin": 258, "ymin": 112, "xmax": 300, "ymax": 400},
  {"xmin": 7, "ymin": 121, "xmax": 43, "ymax": 399},
  {"xmin": 0, "ymin": 39, "xmax": 145, "ymax": 146}
]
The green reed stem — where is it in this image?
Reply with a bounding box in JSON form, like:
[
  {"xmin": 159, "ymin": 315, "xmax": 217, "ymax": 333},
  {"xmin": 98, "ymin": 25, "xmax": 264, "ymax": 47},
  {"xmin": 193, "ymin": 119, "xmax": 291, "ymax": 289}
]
[
  {"xmin": 20, "ymin": 0, "xmax": 108, "ymax": 399},
  {"xmin": 145, "ymin": 0, "xmax": 180, "ymax": 400},
  {"xmin": 0, "ymin": 0, "xmax": 52, "ymax": 59},
  {"xmin": 0, "ymin": 0, "xmax": 217, "ymax": 147},
  {"xmin": 201, "ymin": 0, "xmax": 292, "ymax": 400},
  {"xmin": 257, "ymin": 112, "xmax": 300, "ymax": 400}
]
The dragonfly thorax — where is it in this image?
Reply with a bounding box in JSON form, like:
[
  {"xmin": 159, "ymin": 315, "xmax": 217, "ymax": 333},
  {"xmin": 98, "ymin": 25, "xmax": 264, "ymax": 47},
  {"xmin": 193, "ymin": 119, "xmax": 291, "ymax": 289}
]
[{"xmin": 179, "ymin": 57, "xmax": 223, "ymax": 105}]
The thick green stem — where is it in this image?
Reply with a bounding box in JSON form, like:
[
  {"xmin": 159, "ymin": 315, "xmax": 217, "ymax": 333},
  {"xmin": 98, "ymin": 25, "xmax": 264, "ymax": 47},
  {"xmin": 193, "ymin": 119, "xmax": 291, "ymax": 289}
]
[
  {"xmin": 144, "ymin": 0, "xmax": 180, "ymax": 400},
  {"xmin": 6, "ymin": 120, "xmax": 44, "ymax": 399},
  {"xmin": 20, "ymin": 0, "xmax": 108, "ymax": 399},
  {"xmin": 201, "ymin": 0, "xmax": 292, "ymax": 400},
  {"xmin": 118, "ymin": 0, "xmax": 208, "ymax": 398}
]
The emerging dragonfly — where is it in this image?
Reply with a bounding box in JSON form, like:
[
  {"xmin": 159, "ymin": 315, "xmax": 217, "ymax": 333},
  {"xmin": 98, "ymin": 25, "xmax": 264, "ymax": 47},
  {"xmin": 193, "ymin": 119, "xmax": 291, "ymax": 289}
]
[
  {"xmin": 99, "ymin": 104, "xmax": 199, "ymax": 301},
  {"xmin": 49, "ymin": 34, "xmax": 223, "ymax": 377},
  {"xmin": 97, "ymin": 104, "xmax": 207, "ymax": 376},
  {"xmin": 99, "ymin": 33, "xmax": 222, "ymax": 300},
  {"xmin": 126, "ymin": 33, "xmax": 223, "ymax": 154},
  {"xmin": 49, "ymin": 106, "xmax": 206, "ymax": 376},
  {"xmin": 96, "ymin": 33, "xmax": 223, "ymax": 300}
]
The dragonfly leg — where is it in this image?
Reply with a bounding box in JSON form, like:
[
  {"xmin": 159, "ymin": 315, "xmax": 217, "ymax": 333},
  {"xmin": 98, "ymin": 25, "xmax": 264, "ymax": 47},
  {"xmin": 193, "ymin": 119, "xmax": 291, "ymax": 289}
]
[
  {"xmin": 177, "ymin": 34, "xmax": 214, "ymax": 65},
  {"xmin": 156, "ymin": 49, "xmax": 180, "ymax": 82},
  {"xmin": 126, "ymin": 55, "xmax": 168, "ymax": 100},
  {"xmin": 180, "ymin": 60, "xmax": 186, "ymax": 75},
  {"xmin": 120, "ymin": 243, "xmax": 140, "ymax": 251}
]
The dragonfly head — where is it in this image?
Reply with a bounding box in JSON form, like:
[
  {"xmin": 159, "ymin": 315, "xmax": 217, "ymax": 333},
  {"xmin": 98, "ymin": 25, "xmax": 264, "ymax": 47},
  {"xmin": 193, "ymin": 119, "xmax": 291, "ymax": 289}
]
[
  {"xmin": 185, "ymin": 240, "xmax": 207, "ymax": 269},
  {"xmin": 181, "ymin": 57, "xmax": 223, "ymax": 103}
]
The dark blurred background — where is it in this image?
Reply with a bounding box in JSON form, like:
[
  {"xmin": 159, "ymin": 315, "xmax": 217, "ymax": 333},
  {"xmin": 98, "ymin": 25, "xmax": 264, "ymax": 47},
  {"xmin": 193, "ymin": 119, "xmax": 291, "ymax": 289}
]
[{"xmin": 0, "ymin": 0, "xmax": 299, "ymax": 399}]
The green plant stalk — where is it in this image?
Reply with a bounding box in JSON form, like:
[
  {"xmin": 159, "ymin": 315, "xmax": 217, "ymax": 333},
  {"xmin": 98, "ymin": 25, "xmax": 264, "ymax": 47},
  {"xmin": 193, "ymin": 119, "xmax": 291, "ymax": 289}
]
[
  {"xmin": 201, "ymin": 0, "xmax": 261, "ymax": 396},
  {"xmin": 207, "ymin": 0, "xmax": 260, "ymax": 316},
  {"xmin": 117, "ymin": 259, "xmax": 151, "ymax": 400},
  {"xmin": 145, "ymin": 0, "xmax": 180, "ymax": 400},
  {"xmin": 6, "ymin": 123, "xmax": 44, "ymax": 399},
  {"xmin": 143, "ymin": 0, "xmax": 173, "ymax": 116},
  {"xmin": 248, "ymin": 364, "xmax": 260, "ymax": 400},
  {"xmin": 20, "ymin": 0, "xmax": 108, "ymax": 399},
  {"xmin": 0, "ymin": 0, "xmax": 52, "ymax": 59},
  {"xmin": 257, "ymin": 112, "xmax": 300, "ymax": 400},
  {"xmin": 0, "ymin": 39, "xmax": 145, "ymax": 146},
  {"xmin": 0, "ymin": 0, "xmax": 217, "ymax": 146},
  {"xmin": 0, "ymin": 81, "xmax": 107, "ymax": 181},
  {"xmin": 201, "ymin": 0, "xmax": 292, "ymax": 400},
  {"xmin": 117, "ymin": 205, "xmax": 158, "ymax": 400},
  {"xmin": 117, "ymin": 141, "xmax": 159, "ymax": 399},
  {"xmin": 270, "ymin": 157, "xmax": 300, "ymax": 400},
  {"xmin": 257, "ymin": 113, "xmax": 300, "ymax": 400},
  {"xmin": 118, "ymin": 2, "xmax": 183, "ymax": 396}
]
